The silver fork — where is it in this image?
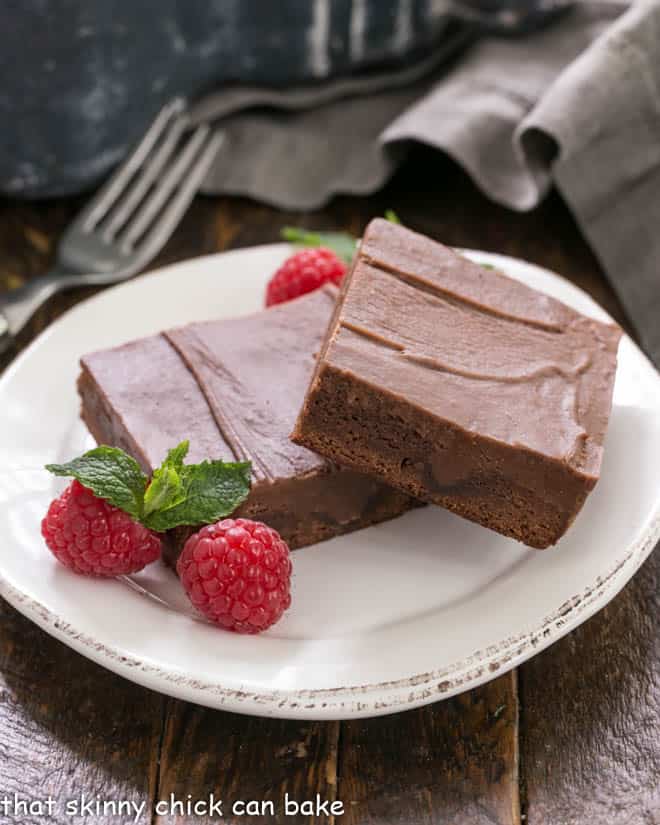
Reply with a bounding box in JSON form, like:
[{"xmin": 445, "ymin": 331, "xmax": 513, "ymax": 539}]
[{"xmin": 0, "ymin": 98, "xmax": 222, "ymax": 354}]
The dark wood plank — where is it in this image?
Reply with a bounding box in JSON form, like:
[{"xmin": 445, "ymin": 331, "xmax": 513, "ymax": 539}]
[
  {"xmin": 154, "ymin": 702, "xmax": 340, "ymax": 824},
  {"xmin": 0, "ymin": 597, "xmax": 163, "ymax": 824},
  {"xmin": 0, "ymin": 197, "xmax": 165, "ymax": 824},
  {"xmin": 520, "ymin": 548, "xmax": 660, "ymax": 825},
  {"xmin": 338, "ymin": 673, "xmax": 519, "ymax": 825}
]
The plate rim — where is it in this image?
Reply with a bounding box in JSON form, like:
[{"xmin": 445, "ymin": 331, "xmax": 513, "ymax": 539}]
[{"xmin": 1, "ymin": 244, "xmax": 659, "ymax": 720}]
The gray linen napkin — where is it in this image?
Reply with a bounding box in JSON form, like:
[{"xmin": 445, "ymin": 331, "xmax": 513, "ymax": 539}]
[{"xmin": 193, "ymin": 1, "xmax": 660, "ymax": 365}]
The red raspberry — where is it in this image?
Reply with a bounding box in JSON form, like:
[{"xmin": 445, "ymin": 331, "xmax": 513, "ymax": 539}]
[
  {"xmin": 177, "ymin": 518, "xmax": 292, "ymax": 633},
  {"xmin": 41, "ymin": 480, "xmax": 161, "ymax": 576},
  {"xmin": 265, "ymin": 247, "xmax": 347, "ymax": 307}
]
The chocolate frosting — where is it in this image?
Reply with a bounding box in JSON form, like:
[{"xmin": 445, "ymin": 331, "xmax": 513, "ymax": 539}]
[
  {"xmin": 81, "ymin": 287, "xmax": 341, "ymax": 481},
  {"xmin": 327, "ymin": 219, "xmax": 621, "ymax": 478},
  {"xmin": 164, "ymin": 286, "xmax": 338, "ymax": 484},
  {"xmin": 79, "ymin": 333, "xmax": 231, "ymax": 470}
]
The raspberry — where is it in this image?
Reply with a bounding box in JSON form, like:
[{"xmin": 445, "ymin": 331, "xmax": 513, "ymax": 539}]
[
  {"xmin": 265, "ymin": 247, "xmax": 347, "ymax": 307},
  {"xmin": 177, "ymin": 518, "xmax": 292, "ymax": 633},
  {"xmin": 41, "ymin": 480, "xmax": 161, "ymax": 576}
]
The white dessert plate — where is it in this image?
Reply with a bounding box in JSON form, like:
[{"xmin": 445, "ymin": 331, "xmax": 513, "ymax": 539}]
[{"xmin": 1, "ymin": 245, "xmax": 659, "ymax": 720}]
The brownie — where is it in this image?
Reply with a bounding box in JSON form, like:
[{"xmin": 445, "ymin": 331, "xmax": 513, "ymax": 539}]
[
  {"xmin": 78, "ymin": 285, "xmax": 416, "ymax": 563},
  {"xmin": 291, "ymin": 220, "xmax": 622, "ymax": 549}
]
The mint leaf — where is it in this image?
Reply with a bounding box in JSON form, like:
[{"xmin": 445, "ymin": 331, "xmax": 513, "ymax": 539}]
[
  {"xmin": 384, "ymin": 209, "xmax": 401, "ymax": 224},
  {"xmin": 143, "ymin": 441, "xmax": 189, "ymax": 518},
  {"xmin": 143, "ymin": 459, "xmax": 252, "ymax": 532},
  {"xmin": 281, "ymin": 226, "xmax": 357, "ymax": 264},
  {"xmin": 46, "ymin": 446, "xmax": 148, "ymax": 519}
]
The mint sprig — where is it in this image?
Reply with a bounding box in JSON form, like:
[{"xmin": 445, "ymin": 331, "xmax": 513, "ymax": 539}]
[
  {"xmin": 46, "ymin": 441, "xmax": 251, "ymax": 532},
  {"xmin": 281, "ymin": 210, "xmax": 402, "ymax": 264}
]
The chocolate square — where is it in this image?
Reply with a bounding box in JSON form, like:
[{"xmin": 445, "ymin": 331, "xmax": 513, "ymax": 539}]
[{"xmin": 292, "ymin": 220, "xmax": 621, "ymax": 548}]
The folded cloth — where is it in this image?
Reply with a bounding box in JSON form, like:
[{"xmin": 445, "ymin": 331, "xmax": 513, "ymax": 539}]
[{"xmin": 193, "ymin": 0, "xmax": 660, "ymax": 367}]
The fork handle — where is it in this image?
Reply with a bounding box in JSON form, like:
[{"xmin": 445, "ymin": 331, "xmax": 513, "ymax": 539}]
[{"xmin": 0, "ymin": 267, "xmax": 81, "ymax": 351}]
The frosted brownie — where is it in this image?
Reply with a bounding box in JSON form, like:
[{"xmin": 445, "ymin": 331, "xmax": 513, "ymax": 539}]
[
  {"xmin": 78, "ymin": 286, "xmax": 415, "ymax": 562},
  {"xmin": 292, "ymin": 220, "xmax": 622, "ymax": 549}
]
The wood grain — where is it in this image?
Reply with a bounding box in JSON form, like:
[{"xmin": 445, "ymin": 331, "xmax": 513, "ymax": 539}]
[
  {"xmin": 338, "ymin": 672, "xmax": 519, "ymax": 825},
  {"xmin": 0, "ymin": 146, "xmax": 653, "ymax": 825},
  {"xmin": 155, "ymin": 703, "xmax": 340, "ymax": 824},
  {"xmin": 520, "ymin": 547, "xmax": 660, "ymax": 825},
  {"xmin": 0, "ymin": 598, "xmax": 162, "ymax": 824}
]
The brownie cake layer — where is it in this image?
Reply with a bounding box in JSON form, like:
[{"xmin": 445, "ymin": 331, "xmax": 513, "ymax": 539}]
[
  {"xmin": 292, "ymin": 220, "xmax": 622, "ymax": 549},
  {"xmin": 78, "ymin": 286, "xmax": 416, "ymax": 563}
]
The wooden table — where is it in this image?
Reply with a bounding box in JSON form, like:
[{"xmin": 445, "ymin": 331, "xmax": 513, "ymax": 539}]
[{"xmin": 1, "ymin": 148, "xmax": 658, "ymax": 825}]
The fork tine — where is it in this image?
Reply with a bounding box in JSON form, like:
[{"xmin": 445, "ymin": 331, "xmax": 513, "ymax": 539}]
[
  {"xmin": 118, "ymin": 123, "xmax": 213, "ymax": 250},
  {"xmin": 76, "ymin": 97, "xmax": 186, "ymax": 232},
  {"xmin": 101, "ymin": 113, "xmax": 190, "ymax": 241},
  {"xmin": 135, "ymin": 131, "xmax": 224, "ymax": 258}
]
